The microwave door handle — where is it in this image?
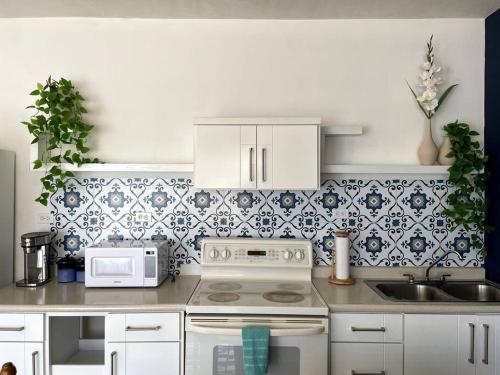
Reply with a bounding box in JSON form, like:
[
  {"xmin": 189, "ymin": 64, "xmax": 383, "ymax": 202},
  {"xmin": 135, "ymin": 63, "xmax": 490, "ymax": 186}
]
[{"xmin": 187, "ymin": 324, "xmax": 325, "ymax": 337}]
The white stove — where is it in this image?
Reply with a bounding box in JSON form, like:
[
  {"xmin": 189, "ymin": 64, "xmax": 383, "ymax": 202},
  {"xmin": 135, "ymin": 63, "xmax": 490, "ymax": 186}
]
[
  {"xmin": 186, "ymin": 237, "xmax": 328, "ymax": 316},
  {"xmin": 185, "ymin": 238, "xmax": 329, "ymax": 375}
]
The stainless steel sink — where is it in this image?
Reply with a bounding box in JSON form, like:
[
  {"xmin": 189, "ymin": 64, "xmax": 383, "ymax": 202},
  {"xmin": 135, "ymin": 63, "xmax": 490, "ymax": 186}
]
[
  {"xmin": 365, "ymin": 280, "xmax": 500, "ymax": 303},
  {"xmin": 440, "ymin": 282, "xmax": 500, "ymax": 302},
  {"xmin": 366, "ymin": 281, "xmax": 458, "ymax": 302}
]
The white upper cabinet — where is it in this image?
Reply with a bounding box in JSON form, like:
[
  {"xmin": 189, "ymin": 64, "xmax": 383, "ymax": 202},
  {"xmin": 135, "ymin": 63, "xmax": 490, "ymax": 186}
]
[
  {"xmin": 194, "ymin": 118, "xmax": 320, "ymax": 190},
  {"xmin": 194, "ymin": 125, "xmax": 242, "ymax": 189}
]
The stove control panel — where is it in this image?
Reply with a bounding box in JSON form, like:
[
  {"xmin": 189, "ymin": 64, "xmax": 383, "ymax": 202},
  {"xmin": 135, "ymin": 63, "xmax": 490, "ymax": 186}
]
[{"xmin": 201, "ymin": 239, "xmax": 312, "ymax": 267}]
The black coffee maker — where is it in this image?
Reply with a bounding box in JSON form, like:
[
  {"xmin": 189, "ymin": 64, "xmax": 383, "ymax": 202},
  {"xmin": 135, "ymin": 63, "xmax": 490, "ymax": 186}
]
[{"xmin": 16, "ymin": 232, "xmax": 51, "ymax": 287}]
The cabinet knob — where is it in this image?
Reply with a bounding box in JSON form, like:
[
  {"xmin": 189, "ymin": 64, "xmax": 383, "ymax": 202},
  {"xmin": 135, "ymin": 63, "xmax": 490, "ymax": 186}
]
[{"xmin": 0, "ymin": 363, "xmax": 17, "ymax": 375}]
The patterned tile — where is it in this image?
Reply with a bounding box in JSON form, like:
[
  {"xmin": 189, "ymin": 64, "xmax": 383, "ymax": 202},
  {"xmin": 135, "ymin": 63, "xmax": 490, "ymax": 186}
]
[{"xmin": 50, "ymin": 178, "xmax": 484, "ymax": 274}]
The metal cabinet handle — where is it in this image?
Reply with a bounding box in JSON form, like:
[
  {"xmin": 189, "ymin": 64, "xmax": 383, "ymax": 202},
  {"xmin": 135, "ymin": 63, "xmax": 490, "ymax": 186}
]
[
  {"xmin": 125, "ymin": 325, "xmax": 161, "ymax": 331},
  {"xmin": 351, "ymin": 371, "xmax": 385, "ymax": 375},
  {"xmin": 350, "ymin": 326, "xmax": 386, "ymax": 332},
  {"xmin": 482, "ymin": 324, "xmax": 489, "ymax": 365},
  {"xmin": 468, "ymin": 323, "xmax": 475, "ymax": 364},
  {"xmin": 249, "ymin": 147, "xmax": 254, "ymax": 182},
  {"xmin": 32, "ymin": 351, "xmax": 38, "ymax": 375},
  {"xmin": 262, "ymin": 148, "xmax": 266, "ymax": 182},
  {"xmin": 0, "ymin": 327, "xmax": 24, "ymax": 331},
  {"xmin": 111, "ymin": 351, "xmax": 117, "ymax": 375}
]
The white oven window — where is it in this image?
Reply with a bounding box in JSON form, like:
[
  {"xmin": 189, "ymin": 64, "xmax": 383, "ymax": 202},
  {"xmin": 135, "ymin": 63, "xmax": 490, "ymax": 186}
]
[
  {"xmin": 213, "ymin": 346, "xmax": 299, "ymax": 375},
  {"xmin": 92, "ymin": 257, "xmax": 135, "ymax": 277}
]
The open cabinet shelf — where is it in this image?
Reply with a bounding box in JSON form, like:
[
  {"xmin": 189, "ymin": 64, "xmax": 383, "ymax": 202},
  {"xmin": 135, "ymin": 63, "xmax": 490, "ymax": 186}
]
[{"xmin": 49, "ymin": 315, "xmax": 106, "ymax": 375}]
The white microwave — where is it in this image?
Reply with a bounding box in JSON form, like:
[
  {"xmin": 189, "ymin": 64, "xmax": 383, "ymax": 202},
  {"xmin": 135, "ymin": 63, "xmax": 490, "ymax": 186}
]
[{"xmin": 85, "ymin": 240, "xmax": 169, "ymax": 287}]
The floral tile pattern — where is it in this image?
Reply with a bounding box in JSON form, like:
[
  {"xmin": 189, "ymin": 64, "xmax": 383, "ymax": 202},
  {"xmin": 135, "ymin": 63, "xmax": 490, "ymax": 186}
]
[{"xmin": 50, "ymin": 178, "xmax": 483, "ymax": 274}]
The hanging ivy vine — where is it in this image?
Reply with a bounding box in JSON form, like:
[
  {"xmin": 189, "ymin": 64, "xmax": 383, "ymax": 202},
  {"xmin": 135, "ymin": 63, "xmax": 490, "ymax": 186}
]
[
  {"xmin": 442, "ymin": 121, "xmax": 492, "ymax": 254},
  {"xmin": 22, "ymin": 77, "xmax": 100, "ymax": 206}
]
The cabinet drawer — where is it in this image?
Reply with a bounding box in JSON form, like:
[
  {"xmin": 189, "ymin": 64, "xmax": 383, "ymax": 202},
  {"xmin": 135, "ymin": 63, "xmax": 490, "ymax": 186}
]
[
  {"xmin": 331, "ymin": 313, "xmax": 403, "ymax": 343},
  {"xmin": 0, "ymin": 314, "xmax": 44, "ymax": 342},
  {"xmin": 331, "ymin": 343, "xmax": 403, "ymax": 375},
  {"xmin": 107, "ymin": 313, "xmax": 180, "ymax": 342}
]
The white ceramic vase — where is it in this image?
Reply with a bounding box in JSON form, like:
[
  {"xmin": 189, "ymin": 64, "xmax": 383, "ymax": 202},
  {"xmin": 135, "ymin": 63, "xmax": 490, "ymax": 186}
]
[
  {"xmin": 438, "ymin": 135, "xmax": 455, "ymax": 165},
  {"xmin": 417, "ymin": 118, "xmax": 438, "ymax": 165}
]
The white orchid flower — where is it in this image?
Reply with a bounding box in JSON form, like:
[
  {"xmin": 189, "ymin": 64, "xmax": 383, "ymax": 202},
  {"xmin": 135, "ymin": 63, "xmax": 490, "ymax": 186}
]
[
  {"xmin": 407, "ymin": 35, "xmax": 457, "ymax": 119},
  {"xmin": 417, "ymin": 89, "xmax": 437, "ymax": 102},
  {"xmin": 423, "ymin": 99, "xmax": 439, "ymax": 112},
  {"xmin": 420, "ymin": 71, "xmax": 432, "ymax": 80}
]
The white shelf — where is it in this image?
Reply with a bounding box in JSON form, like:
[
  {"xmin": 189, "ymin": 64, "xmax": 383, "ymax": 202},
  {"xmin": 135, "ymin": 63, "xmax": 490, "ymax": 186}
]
[
  {"xmin": 321, "ymin": 164, "xmax": 450, "ymax": 175},
  {"xmin": 31, "ymin": 163, "xmax": 194, "ymax": 173},
  {"xmin": 321, "ymin": 125, "xmax": 363, "ymax": 135},
  {"xmin": 30, "ymin": 163, "xmax": 450, "ymax": 175},
  {"xmin": 56, "ymin": 350, "xmax": 104, "ymax": 365}
]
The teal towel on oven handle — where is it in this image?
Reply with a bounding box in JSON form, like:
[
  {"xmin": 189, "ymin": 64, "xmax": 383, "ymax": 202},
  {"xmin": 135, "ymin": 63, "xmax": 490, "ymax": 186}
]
[{"xmin": 242, "ymin": 326, "xmax": 270, "ymax": 375}]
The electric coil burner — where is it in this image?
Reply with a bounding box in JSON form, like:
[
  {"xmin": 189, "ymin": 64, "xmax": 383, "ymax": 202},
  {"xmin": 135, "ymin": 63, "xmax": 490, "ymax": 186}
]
[
  {"xmin": 185, "ymin": 238, "xmax": 329, "ymax": 375},
  {"xmin": 207, "ymin": 292, "xmax": 241, "ymax": 303},
  {"xmin": 263, "ymin": 290, "xmax": 305, "ymax": 303}
]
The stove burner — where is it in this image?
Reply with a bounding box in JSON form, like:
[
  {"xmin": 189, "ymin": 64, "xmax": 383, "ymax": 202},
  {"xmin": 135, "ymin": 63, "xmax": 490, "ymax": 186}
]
[
  {"xmin": 208, "ymin": 292, "xmax": 241, "ymax": 303},
  {"xmin": 277, "ymin": 283, "xmax": 304, "ymax": 291},
  {"xmin": 263, "ymin": 291, "xmax": 305, "ymax": 303},
  {"xmin": 208, "ymin": 282, "xmax": 243, "ymax": 292}
]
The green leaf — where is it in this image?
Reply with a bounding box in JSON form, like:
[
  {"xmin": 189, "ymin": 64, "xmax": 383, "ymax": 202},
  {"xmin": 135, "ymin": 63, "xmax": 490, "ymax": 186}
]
[
  {"xmin": 435, "ymin": 84, "xmax": 458, "ymax": 112},
  {"xmin": 33, "ymin": 160, "xmax": 43, "ymax": 169},
  {"xmin": 35, "ymin": 196, "xmax": 48, "ymax": 206},
  {"xmin": 406, "ymin": 81, "xmax": 431, "ymax": 119}
]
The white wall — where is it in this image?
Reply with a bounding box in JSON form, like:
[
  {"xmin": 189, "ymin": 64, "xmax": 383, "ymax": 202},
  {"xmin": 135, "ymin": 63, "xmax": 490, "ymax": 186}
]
[{"xmin": 0, "ymin": 18, "xmax": 484, "ymax": 279}]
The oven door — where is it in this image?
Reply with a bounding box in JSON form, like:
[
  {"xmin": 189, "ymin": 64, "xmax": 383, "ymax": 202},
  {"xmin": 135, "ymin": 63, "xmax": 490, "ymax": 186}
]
[
  {"xmin": 85, "ymin": 248, "xmax": 144, "ymax": 287},
  {"xmin": 185, "ymin": 315, "xmax": 329, "ymax": 375}
]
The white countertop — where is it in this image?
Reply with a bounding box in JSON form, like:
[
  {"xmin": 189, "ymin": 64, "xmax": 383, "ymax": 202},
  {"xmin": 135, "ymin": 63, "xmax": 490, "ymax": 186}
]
[{"xmin": 0, "ymin": 276, "xmax": 199, "ymax": 312}]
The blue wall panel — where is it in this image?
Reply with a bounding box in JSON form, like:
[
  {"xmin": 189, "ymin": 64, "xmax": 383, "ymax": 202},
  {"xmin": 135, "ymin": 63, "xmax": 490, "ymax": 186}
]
[{"xmin": 485, "ymin": 9, "xmax": 500, "ymax": 281}]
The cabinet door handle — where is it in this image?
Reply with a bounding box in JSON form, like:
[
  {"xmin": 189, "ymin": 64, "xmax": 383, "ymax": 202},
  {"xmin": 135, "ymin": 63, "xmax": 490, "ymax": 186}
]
[
  {"xmin": 350, "ymin": 326, "xmax": 386, "ymax": 332},
  {"xmin": 32, "ymin": 351, "xmax": 38, "ymax": 375},
  {"xmin": 125, "ymin": 325, "xmax": 161, "ymax": 331},
  {"xmin": 249, "ymin": 147, "xmax": 254, "ymax": 182},
  {"xmin": 262, "ymin": 148, "xmax": 266, "ymax": 182},
  {"xmin": 111, "ymin": 351, "xmax": 117, "ymax": 375},
  {"xmin": 468, "ymin": 323, "xmax": 475, "ymax": 364},
  {"xmin": 0, "ymin": 326, "xmax": 24, "ymax": 331},
  {"xmin": 482, "ymin": 324, "xmax": 489, "ymax": 365},
  {"xmin": 351, "ymin": 371, "xmax": 385, "ymax": 375}
]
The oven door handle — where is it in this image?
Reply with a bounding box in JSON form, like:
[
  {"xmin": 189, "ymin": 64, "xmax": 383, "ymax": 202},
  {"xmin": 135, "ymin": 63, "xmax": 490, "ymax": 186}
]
[{"xmin": 186, "ymin": 324, "xmax": 325, "ymax": 337}]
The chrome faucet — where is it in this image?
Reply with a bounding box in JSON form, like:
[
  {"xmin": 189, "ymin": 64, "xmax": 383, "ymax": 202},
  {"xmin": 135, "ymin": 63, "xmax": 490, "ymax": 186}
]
[{"xmin": 425, "ymin": 249, "xmax": 463, "ymax": 281}]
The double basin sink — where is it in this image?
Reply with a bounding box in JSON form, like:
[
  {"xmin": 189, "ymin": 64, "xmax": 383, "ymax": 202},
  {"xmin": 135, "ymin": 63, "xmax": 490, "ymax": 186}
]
[{"xmin": 366, "ymin": 280, "xmax": 500, "ymax": 303}]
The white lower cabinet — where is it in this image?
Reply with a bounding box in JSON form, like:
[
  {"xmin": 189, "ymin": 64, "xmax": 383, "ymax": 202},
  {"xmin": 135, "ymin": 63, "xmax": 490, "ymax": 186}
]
[
  {"xmin": 331, "ymin": 343, "xmax": 403, "ymax": 375},
  {"xmin": 458, "ymin": 315, "xmax": 497, "ymax": 375},
  {"xmin": 105, "ymin": 312, "xmax": 182, "ymax": 375},
  {"xmin": 405, "ymin": 314, "xmax": 499, "ymax": 375},
  {"xmin": 106, "ymin": 342, "xmax": 180, "ymax": 375},
  {"xmin": 0, "ymin": 342, "xmax": 43, "ymax": 375},
  {"xmin": 330, "ymin": 313, "xmax": 403, "ymax": 375},
  {"xmin": 0, "ymin": 313, "xmax": 44, "ymax": 375}
]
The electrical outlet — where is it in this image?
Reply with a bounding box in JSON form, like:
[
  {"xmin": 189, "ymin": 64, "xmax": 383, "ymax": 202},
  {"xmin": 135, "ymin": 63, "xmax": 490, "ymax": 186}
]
[
  {"xmin": 37, "ymin": 212, "xmax": 52, "ymax": 225},
  {"xmin": 333, "ymin": 209, "xmax": 349, "ymax": 220},
  {"xmin": 132, "ymin": 211, "xmax": 152, "ymax": 223}
]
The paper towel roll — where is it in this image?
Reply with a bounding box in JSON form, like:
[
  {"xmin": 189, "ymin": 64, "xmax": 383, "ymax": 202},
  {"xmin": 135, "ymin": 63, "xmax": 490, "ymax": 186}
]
[{"xmin": 335, "ymin": 231, "xmax": 350, "ymax": 280}]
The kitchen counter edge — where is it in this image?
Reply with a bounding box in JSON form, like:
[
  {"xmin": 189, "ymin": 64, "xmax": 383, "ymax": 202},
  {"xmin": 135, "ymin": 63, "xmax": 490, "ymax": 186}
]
[
  {"xmin": 313, "ymin": 277, "xmax": 500, "ymax": 314},
  {"xmin": 0, "ymin": 275, "xmax": 200, "ymax": 313}
]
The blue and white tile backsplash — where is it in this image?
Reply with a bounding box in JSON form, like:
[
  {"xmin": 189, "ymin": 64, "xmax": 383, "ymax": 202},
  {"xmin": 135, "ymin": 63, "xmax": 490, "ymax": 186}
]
[{"xmin": 50, "ymin": 178, "xmax": 483, "ymax": 274}]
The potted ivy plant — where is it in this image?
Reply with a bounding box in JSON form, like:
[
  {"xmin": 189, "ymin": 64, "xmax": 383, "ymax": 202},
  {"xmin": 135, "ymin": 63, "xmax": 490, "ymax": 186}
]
[
  {"xmin": 22, "ymin": 77, "xmax": 100, "ymax": 206},
  {"xmin": 442, "ymin": 121, "xmax": 492, "ymax": 254}
]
